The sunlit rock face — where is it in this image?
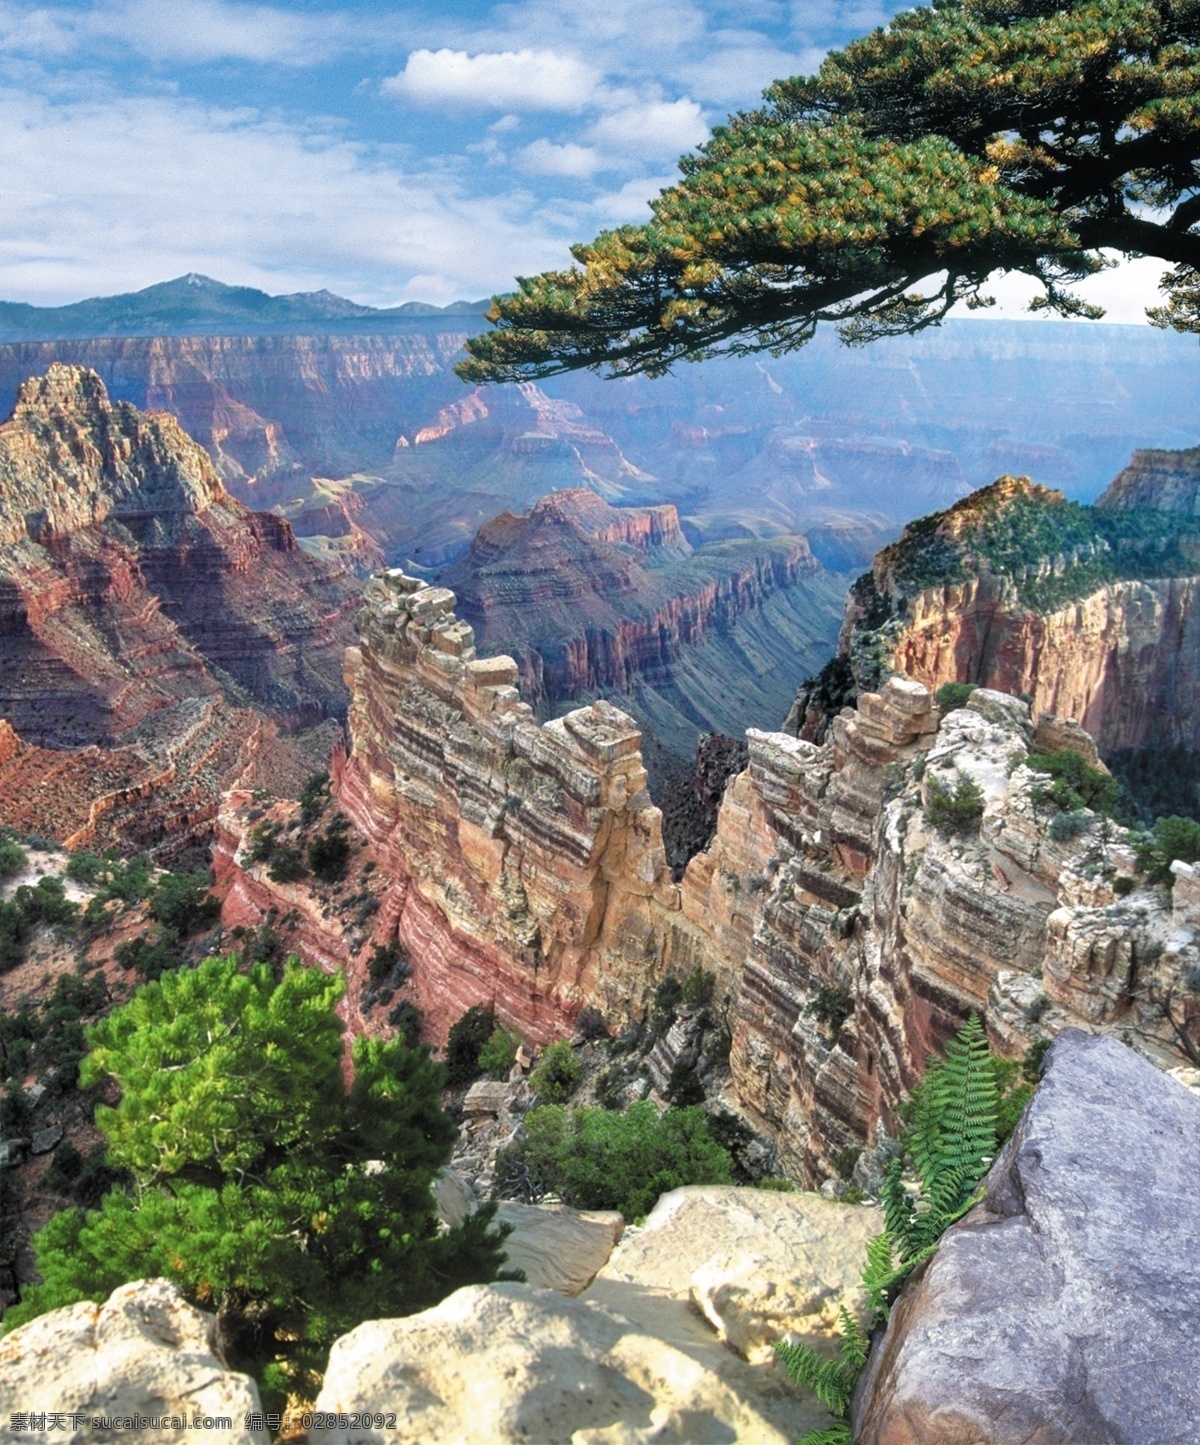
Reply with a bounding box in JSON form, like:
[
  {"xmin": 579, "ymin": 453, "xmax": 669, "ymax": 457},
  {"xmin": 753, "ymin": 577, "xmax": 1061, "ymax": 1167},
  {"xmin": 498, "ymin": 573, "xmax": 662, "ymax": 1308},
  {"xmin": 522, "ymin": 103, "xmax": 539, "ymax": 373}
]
[
  {"xmin": 809, "ymin": 471, "xmax": 1200, "ymax": 755},
  {"xmin": 220, "ymin": 568, "xmax": 1191, "ymax": 1187}
]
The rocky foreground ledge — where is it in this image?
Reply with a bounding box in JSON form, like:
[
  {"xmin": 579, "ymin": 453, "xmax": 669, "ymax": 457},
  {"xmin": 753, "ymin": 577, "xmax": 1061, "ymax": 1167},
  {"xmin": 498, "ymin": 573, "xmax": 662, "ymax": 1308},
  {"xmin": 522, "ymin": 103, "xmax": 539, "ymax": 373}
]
[{"xmin": 3, "ymin": 1031, "xmax": 1196, "ymax": 1442}]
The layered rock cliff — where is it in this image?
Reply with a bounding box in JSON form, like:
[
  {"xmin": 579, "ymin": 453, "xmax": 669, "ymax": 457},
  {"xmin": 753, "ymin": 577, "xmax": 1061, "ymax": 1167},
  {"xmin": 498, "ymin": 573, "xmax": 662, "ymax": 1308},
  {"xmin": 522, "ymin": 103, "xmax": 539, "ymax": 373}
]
[
  {"xmin": 0, "ymin": 365, "xmax": 358, "ymax": 855},
  {"xmin": 438, "ymin": 489, "xmax": 844, "ymax": 754},
  {"xmin": 798, "ymin": 472, "xmax": 1200, "ymax": 754},
  {"xmin": 218, "ymin": 571, "xmax": 1197, "ymax": 1186}
]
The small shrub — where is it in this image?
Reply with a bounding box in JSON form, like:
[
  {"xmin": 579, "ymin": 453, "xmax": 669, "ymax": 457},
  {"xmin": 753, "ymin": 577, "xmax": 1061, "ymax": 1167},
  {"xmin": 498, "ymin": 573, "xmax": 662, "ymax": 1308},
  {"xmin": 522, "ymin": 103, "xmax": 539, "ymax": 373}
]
[
  {"xmin": 11, "ymin": 876, "xmax": 77, "ymax": 931},
  {"xmin": 757, "ymin": 1176, "xmax": 796, "ymax": 1193},
  {"xmin": 299, "ymin": 770, "xmax": 331, "ymax": 826},
  {"xmin": 66, "ymin": 850, "xmax": 151, "ymax": 904},
  {"xmin": 479, "ymin": 1025, "xmax": 522, "ymax": 1080},
  {"xmin": 148, "ymin": 870, "xmax": 218, "ymax": 936},
  {"xmin": 1112, "ymin": 874, "xmax": 1137, "ymax": 896},
  {"xmin": 267, "ymin": 844, "xmax": 306, "ymax": 884},
  {"xmin": 44, "ymin": 1139, "xmax": 83, "ymax": 1193},
  {"xmin": 0, "ymin": 1080, "xmax": 30, "ymax": 1133},
  {"xmin": 519, "ymin": 1100, "xmax": 733, "ymax": 1221},
  {"xmin": 806, "ymin": 985, "xmax": 854, "ymax": 1048},
  {"xmin": 1048, "ymin": 809, "xmax": 1091, "ymax": 842},
  {"xmin": 706, "ymin": 1019, "xmax": 733, "ymax": 1067},
  {"xmin": 1027, "ymin": 749, "xmax": 1120, "ymax": 817},
  {"xmin": 367, "ymin": 940, "xmax": 408, "ymax": 984},
  {"xmin": 666, "ymin": 1058, "xmax": 705, "ymax": 1107},
  {"xmin": 934, "ymin": 681, "xmax": 978, "ymax": 712},
  {"xmin": 1137, "ymin": 815, "xmax": 1200, "ymax": 886},
  {"xmin": 924, "ymin": 770, "xmax": 985, "ymax": 835},
  {"xmin": 834, "ymin": 1146, "xmax": 862, "ymax": 1182},
  {"xmin": 530, "ymin": 1040, "xmax": 580, "ymax": 1103},
  {"xmin": 1022, "ymin": 992, "xmax": 1051, "ymax": 1024},
  {"xmin": 681, "ymin": 966, "xmax": 716, "ymax": 1009},
  {"xmin": 308, "ymin": 829, "xmax": 350, "ymax": 884},
  {"xmin": 595, "ymin": 1068, "xmax": 624, "ymax": 1110},
  {"xmin": 0, "ymin": 838, "xmax": 27, "ymax": 881},
  {"xmin": 114, "ymin": 936, "xmax": 181, "ymax": 982},
  {"xmin": 245, "ymin": 823, "xmax": 279, "ymax": 865},
  {"xmin": 649, "ymin": 978, "xmax": 683, "ymax": 1039},
  {"xmin": 388, "ymin": 1000, "xmax": 423, "ymax": 1049},
  {"xmin": 444, "ymin": 1004, "xmax": 496, "ymax": 1086},
  {"xmin": 575, "ymin": 1006, "xmax": 608, "ymax": 1041}
]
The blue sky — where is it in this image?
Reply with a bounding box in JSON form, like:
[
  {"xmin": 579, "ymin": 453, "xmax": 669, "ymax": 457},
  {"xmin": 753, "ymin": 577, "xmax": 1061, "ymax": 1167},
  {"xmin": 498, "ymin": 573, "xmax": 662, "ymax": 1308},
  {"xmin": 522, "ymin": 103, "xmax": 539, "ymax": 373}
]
[{"xmin": 0, "ymin": 0, "xmax": 1167, "ymax": 318}]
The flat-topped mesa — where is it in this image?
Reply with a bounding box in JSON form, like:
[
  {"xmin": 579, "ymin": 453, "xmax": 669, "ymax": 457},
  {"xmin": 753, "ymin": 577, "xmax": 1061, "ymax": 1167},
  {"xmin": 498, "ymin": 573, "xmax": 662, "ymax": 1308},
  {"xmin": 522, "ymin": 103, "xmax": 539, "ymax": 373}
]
[
  {"xmin": 331, "ymin": 567, "xmax": 681, "ymax": 1043},
  {"xmin": 0, "ymin": 364, "xmax": 226, "ymax": 544}
]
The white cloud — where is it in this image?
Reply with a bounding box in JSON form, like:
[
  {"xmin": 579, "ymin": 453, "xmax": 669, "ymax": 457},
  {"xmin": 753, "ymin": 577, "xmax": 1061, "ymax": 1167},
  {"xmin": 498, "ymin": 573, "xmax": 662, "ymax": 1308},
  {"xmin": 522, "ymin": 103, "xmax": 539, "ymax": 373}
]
[
  {"xmin": 589, "ymin": 99, "xmax": 708, "ymax": 160},
  {"xmin": 516, "ymin": 139, "xmax": 601, "ymax": 178},
  {"xmin": 959, "ymin": 254, "xmax": 1171, "ymax": 326},
  {"xmin": 678, "ymin": 41, "xmax": 815, "ymax": 102},
  {"xmin": 0, "ymin": 86, "xmax": 578, "ymax": 306},
  {"xmin": 385, "ymin": 47, "xmax": 599, "ymax": 112},
  {"xmin": 0, "ymin": 0, "xmax": 363, "ymax": 67},
  {"xmin": 591, "ymin": 173, "xmax": 681, "ymax": 225}
]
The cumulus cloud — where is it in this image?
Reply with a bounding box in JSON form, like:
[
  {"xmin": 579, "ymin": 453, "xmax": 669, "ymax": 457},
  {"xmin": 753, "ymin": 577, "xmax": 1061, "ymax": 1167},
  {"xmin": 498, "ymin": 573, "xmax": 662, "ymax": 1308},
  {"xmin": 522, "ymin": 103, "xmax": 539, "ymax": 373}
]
[
  {"xmin": 516, "ymin": 139, "xmax": 601, "ymax": 178},
  {"xmin": 591, "ymin": 173, "xmax": 681, "ymax": 225},
  {"xmin": 385, "ymin": 47, "xmax": 599, "ymax": 112},
  {"xmin": 589, "ymin": 99, "xmax": 708, "ymax": 160}
]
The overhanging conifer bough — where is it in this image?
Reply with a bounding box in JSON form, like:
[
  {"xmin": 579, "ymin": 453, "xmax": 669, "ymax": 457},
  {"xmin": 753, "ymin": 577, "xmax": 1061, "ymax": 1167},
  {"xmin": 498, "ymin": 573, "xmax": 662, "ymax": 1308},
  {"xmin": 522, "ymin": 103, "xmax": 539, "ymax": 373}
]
[{"xmin": 458, "ymin": 0, "xmax": 1200, "ymax": 382}]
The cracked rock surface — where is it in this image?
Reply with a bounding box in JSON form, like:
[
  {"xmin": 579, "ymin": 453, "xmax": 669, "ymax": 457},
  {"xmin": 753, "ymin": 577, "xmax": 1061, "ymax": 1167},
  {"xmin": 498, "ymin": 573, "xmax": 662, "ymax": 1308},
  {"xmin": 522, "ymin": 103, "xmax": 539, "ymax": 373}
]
[{"xmin": 853, "ymin": 1029, "xmax": 1200, "ymax": 1444}]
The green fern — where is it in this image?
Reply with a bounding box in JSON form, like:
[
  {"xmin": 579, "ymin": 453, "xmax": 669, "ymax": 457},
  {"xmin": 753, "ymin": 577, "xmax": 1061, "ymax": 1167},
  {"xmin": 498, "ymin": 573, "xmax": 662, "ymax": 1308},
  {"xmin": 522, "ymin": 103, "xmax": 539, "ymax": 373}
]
[
  {"xmin": 778, "ymin": 1015, "xmax": 1003, "ymax": 1440},
  {"xmin": 799, "ymin": 1425, "xmax": 852, "ymax": 1445}
]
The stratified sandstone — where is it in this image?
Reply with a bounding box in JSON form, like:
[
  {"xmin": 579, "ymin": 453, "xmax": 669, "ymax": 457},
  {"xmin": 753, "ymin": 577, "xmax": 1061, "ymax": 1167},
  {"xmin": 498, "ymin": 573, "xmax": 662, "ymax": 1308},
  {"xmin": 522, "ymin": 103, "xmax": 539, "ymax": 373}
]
[
  {"xmin": 806, "ymin": 472, "xmax": 1200, "ymax": 753},
  {"xmin": 444, "ymin": 490, "xmax": 810, "ymax": 683},
  {"xmin": 219, "ymin": 572, "xmax": 1195, "ymax": 1184},
  {"xmin": 0, "ymin": 365, "xmax": 357, "ymax": 855}
]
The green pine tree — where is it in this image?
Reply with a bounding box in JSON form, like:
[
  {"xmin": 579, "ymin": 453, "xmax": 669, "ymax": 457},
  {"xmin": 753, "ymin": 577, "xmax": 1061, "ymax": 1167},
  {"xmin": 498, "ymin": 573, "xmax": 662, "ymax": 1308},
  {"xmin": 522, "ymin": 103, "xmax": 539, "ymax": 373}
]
[
  {"xmin": 460, "ymin": 0, "xmax": 1200, "ymax": 382},
  {"xmin": 2, "ymin": 954, "xmax": 512, "ymax": 1402}
]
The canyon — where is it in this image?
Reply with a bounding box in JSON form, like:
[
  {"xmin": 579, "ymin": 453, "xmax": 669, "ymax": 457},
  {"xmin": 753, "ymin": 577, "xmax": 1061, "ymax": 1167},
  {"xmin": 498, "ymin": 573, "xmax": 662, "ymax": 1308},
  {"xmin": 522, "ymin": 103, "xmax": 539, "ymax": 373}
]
[
  {"xmin": 216, "ymin": 562, "xmax": 1200, "ymax": 1189},
  {"xmin": 440, "ymin": 487, "xmax": 847, "ymax": 762},
  {"xmin": 813, "ymin": 469, "xmax": 1200, "ymax": 756},
  {"xmin": 0, "ymin": 364, "xmax": 358, "ymax": 858}
]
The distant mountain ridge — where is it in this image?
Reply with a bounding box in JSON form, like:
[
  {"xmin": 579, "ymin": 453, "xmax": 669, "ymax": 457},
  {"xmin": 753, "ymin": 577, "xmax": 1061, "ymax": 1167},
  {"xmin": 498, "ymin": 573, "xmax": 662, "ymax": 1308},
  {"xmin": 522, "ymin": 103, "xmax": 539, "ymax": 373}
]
[{"xmin": 0, "ymin": 274, "xmax": 491, "ymax": 341}]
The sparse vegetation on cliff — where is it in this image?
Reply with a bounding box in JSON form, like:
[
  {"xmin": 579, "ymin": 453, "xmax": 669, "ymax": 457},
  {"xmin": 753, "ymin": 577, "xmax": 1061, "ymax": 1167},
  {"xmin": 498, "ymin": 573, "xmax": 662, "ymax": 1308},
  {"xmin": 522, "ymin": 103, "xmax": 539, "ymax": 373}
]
[
  {"xmin": 881, "ymin": 483, "xmax": 1200, "ymax": 615},
  {"xmin": 923, "ymin": 770, "xmax": 985, "ymax": 836},
  {"xmin": 517, "ymin": 1100, "xmax": 733, "ymax": 1222},
  {"xmin": 1027, "ymin": 749, "xmax": 1120, "ymax": 817}
]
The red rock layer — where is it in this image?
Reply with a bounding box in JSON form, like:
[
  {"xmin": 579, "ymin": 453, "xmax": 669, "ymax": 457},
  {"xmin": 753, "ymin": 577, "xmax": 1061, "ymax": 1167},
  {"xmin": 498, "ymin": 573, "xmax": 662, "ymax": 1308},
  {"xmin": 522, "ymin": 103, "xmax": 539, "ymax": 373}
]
[
  {"xmin": 217, "ymin": 572, "xmax": 1185, "ymax": 1185},
  {"xmin": 886, "ymin": 572, "xmax": 1200, "ymax": 751},
  {"xmin": 0, "ymin": 365, "xmax": 359, "ymax": 855},
  {"xmin": 441, "ymin": 488, "xmax": 821, "ymax": 707}
]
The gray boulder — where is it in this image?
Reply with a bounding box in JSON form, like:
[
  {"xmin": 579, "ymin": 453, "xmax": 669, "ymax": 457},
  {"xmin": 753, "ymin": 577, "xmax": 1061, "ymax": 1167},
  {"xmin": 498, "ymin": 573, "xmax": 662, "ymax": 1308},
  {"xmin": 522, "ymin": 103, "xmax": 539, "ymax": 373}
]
[{"xmin": 853, "ymin": 1029, "xmax": 1200, "ymax": 1444}]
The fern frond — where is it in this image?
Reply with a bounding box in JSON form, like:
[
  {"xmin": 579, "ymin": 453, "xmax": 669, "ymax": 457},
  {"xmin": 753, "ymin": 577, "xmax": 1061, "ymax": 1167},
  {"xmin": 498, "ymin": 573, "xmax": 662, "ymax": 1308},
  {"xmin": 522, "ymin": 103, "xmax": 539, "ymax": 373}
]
[
  {"xmin": 879, "ymin": 1158, "xmax": 911, "ymax": 1246},
  {"xmin": 775, "ymin": 1338, "xmax": 857, "ymax": 1416},
  {"xmin": 837, "ymin": 1303, "xmax": 870, "ymax": 1374},
  {"xmin": 933, "ymin": 1014, "xmax": 998, "ymax": 1190},
  {"xmin": 799, "ymin": 1424, "xmax": 853, "ymax": 1445},
  {"xmin": 861, "ymin": 1230, "xmax": 898, "ymax": 1321}
]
